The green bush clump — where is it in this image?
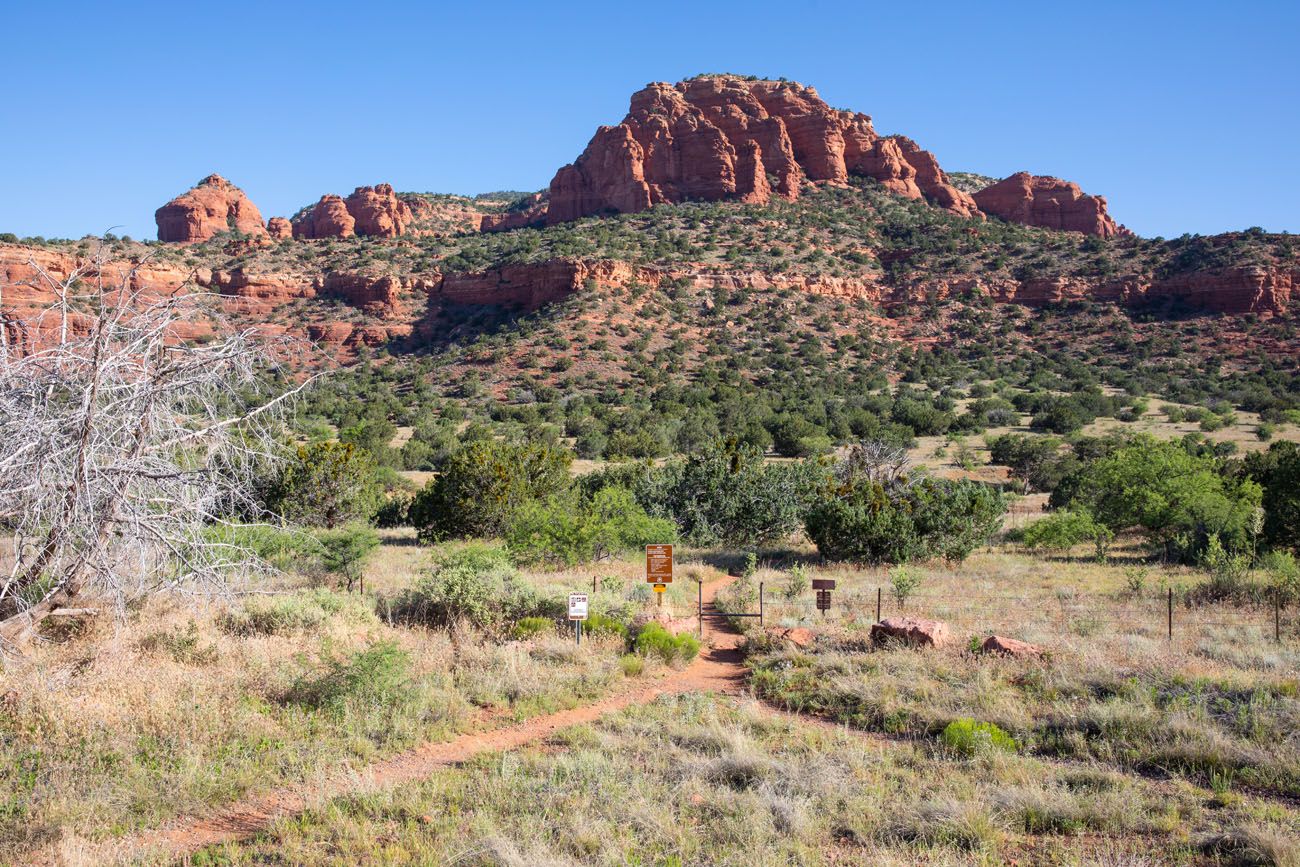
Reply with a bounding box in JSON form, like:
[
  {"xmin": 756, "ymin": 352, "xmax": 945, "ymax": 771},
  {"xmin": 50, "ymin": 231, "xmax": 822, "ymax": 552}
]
[
  {"xmin": 264, "ymin": 442, "xmax": 383, "ymax": 529},
  {"xmin": 633, "ymin": 622, "xmax": 700, "ymax": 663},
  {"xmin": 286, "ymin": 641, "xmax": 411, "ymax": 714},
  {"xmin": 409, "ymin": 439, "xmax": 572, "ymax": 543},
  {"xmin": 218, "ymin": 588, "xmax": 376, "ymax": 636},
  {"xmin": 1021, "ymin": 510, "xmax": 1113, "ymax": 560},
  {"xmin": 388, "ymin": 544, "xmax": 547, "ymax": 631},
  {"xmin": 510, "ymin": 616, "xmax": 554, "ymax": 640},
  {"xmin": 506, "ymin": 486, "xmax": 675, "ymax": 567},
  {"xmin": 805, "ymin": 443, "xmax": 1005, "ymax": 564},
  {"xmin": 939, "ymin": 719, "xmax": 1018, "ymax": 757},
  {"xmin": 584, "ymin": 612, "xmax": 629, "ymax": 640}
]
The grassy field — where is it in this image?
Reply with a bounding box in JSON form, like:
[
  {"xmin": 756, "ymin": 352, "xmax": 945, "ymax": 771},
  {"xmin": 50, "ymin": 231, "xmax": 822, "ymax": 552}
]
[{"xmin": 3, "ymin": 532, "xmax": 1298, "ymax": 864}]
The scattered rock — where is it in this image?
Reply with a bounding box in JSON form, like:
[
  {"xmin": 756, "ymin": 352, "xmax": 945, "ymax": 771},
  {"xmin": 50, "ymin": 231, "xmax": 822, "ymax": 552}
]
[
  {"xmin": 155, "ymin": 174, "xmax": 268, "ymax": 243},
  {"xmin": 871, "ymin": 616, "xmax": 951, "ymax": 649},
  {"xmin": 980, "ymin": 635, "xmax": 1043, "ymax": 658},
  {"xmin": 767, "ymin": 626, "xmax": 815, "ymax": 648}
]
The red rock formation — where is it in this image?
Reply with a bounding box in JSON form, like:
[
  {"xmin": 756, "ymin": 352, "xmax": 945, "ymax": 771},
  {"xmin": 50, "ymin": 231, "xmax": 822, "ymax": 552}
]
[
  {"xmin": 402, "ymin": 195, "xmax": 486, "ymax": 234},
  {"xmin": 434, "ymin": 259, "xmax": 661, "ymax": 310},
  {"xmin": 344, "ymin": 184, "xmax": 413, "ymax": 238},
  {"xmin": 293, "ymin": 195, "xmax": 355, "ymax": 239},
  {"xmin": 155, "ymin": 174, "xmax": 268, "ymax": 243},
  {"xmin": 547, "ymin": 76, "xmax": 979, "ymax": 225},
  {"xmin": 266, "ymin": 217, "xmax": 293, "ymax": 239},
  {"xmin": 481, "ymin": 194, "xmax": 549, "ymax": 232},
  {"xmin": 973, "ymin": 172, "xmax": 1125, "ymax": 238}
]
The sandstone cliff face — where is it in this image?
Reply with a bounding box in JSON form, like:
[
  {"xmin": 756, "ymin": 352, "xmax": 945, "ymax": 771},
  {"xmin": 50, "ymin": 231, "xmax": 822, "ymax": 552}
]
[
  {"xmin": 973, "ymin": 172, "xmax": 1125, "ymax": 238},
  {"xmin": 292, "ymin": 184, "xmax": 413, "ymax": 239},
  {"xmin": 546, "ymin": 77, "xmax": 980, "ymax": 226},
  {"xmin": 480, "ymin": 194, "xmax": 549, "ymax": 232},
  {"xmin": 434, "ymin": 259, "xmax": 660, "ymax": 310},
  {"xmin": 266, "ymin": 217, "xmax": 293, "ymax": 239},
  {"xmin": 155, "ymin": 174, "xmax": 269, "ymax": 243},
  {"xmin": 345, "ymin": 184, "xmax": 412, "ymax": 237}
]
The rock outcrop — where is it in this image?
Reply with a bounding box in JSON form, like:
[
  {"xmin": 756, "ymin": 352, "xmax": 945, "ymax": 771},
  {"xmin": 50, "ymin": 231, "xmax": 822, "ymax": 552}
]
[
  {"xmin": 266, "ymin": 217, "xmax": 293, "ymax": 239},
  {"xmin": 293, "ymin": 195, "xmax": 355, "ymax": 239},
  {"xmin": 481, "ymin": 194, "xmax": 549, "ymax": 232},
  {"xmin": 973, "ymin": 172, "xmax": 1125, "ymax": 238},
  {"xmin": 344, "ymin": 184, "xmax": 412, "ymax": 238},
  {"xmin": 434, "ymin": 259, "xmax": 660, "ymax": 310},
  {"xmin": 292, "ymin": 184, "xmax": 412, "ymax": 239},
  {"xmin": 980, "ymin": 635, "xmax": 1043, "ymax": 658},
  {"xmin": 155, "ymin": 174, "xmax": 268, "ymax": 243},
  {"xmin": 547, "ymin": 77, "xmax": 981, "ymax": 226}
]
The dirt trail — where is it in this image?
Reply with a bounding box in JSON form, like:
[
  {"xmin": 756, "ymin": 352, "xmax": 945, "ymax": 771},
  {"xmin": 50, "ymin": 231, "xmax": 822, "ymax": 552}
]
[{"xmin": 42, "ymin": 576, "xmax": 748, "ymax": 866}]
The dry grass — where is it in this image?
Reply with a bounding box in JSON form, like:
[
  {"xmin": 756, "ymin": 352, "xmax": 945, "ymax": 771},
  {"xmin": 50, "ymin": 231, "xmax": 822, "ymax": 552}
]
[{"xmin": 191, "ymin": 693, "xmax": 1298, "ymax": 865}]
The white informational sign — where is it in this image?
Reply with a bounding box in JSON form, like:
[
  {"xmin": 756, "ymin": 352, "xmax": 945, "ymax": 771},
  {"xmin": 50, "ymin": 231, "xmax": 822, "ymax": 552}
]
[{"xmin": 568, "ymin": 592, "xmax": 589, "ymax": 621}]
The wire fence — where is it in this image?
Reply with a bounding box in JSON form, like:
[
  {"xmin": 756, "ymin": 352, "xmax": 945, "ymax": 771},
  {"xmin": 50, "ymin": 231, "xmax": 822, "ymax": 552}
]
[{"xmin": 722, "ymin": 582, "xmax": 1296, "ymax": 645}]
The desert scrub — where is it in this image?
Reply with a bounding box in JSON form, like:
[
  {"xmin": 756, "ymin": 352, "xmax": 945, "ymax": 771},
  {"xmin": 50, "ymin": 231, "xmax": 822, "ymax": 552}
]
[
  {"xmin": 218, "ymin": 587, "xmax": 376, "ymax": 636},
  {"xmin": 632, "ymin": 622, "xmax": 700, "ymax": 664},
  {"xmin": 191, "ymin": 693, "xmax": 1273, "ymax": 866},
  {"xmin": 384, "ymin": 543, "xmax": 552, "ymax": 632},
  {"xmin": 451, "ymin": 634, "xmax": 625, "ymax": 719},
  {"xmin": 939, "ymin": 719, "xmax": 1017, "ymax": 757},
  {"xmin": 0, "ymin": 600, "xmax": 469, "ymax": 859},
  {"xmin": 749, "ymin": 642, "xmax": 1300, "ymax": 797}
]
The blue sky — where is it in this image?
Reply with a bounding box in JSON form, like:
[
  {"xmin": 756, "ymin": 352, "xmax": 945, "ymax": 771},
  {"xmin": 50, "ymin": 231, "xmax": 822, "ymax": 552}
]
[{"xmin": 2, "ymin": 0, "xmax": 1296, "ymax": 240}]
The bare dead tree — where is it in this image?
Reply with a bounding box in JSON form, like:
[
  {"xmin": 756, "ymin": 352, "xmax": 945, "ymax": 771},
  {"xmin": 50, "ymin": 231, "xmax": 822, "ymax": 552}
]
[
  {"xmin": 0, "ymin": 242, "xmax": 309, "ymax": 650},
  {"xmin": 835, "ymin": 440, "xmax": 916, "ymax": 489}
]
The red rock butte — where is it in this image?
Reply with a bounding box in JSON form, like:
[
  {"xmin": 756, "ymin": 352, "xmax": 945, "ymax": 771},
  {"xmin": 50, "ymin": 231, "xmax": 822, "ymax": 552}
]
[
  {"xmin": 155, "ymin": 174, "xmax": 269, "ymax": 243},
  {"xmin": 545, "ymin": 76, "xmax": 1124, "ymax": 236}
]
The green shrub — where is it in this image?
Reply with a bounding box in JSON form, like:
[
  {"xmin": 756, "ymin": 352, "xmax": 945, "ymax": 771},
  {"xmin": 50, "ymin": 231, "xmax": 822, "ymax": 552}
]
[
  {"xmin": 218, "ymin": 588, "xmax": 376, "ymax": 636},
  {"xmin": 510, "ymin": 616, "xmax": 554, "ymax": 640},
  {"xmin": 889, "ymin": 565, "xmax": 922, "ymax": 607},
  {"xmin": 1021, "ymin": 510, "xmax": 1114, "ymax": 560},
  {"xmin": 203, "ymin": 523, "xmax": 316, "ymax": 572},
  {"xmin": 388, "ymin": 544, "xmax": 545, "ymax": 631},
  {"xmin": 409, "ymin": 439, "xmax": 573, "ymax": 543},
  {"xmin": 316, "ymin": 523, "xmax": 380, "ymax": 591},
  {"xmin": 286, "ymin": 641, "xmax": 411, "ymax": 714},
  {"xmin": 633, "ymin": 622, "xmax": 700, "ymax": 663},
  {"xmin": 264, "ymin": 442, "xmax": 382, "ymax": 529},
  {"xmin": 506, "ymin": 486, "xmax": 675, "ymax": 567},
  {"xmin": 584, "ymin": 612, "xmax": 629, "ymax": 640},
  {"xmin": 939, "ymin": 719, "xmax": 1017, "ymax": 757}
]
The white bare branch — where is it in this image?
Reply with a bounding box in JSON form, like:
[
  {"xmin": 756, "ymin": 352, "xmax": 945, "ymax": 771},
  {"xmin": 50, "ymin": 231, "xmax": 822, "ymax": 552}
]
[{"xmin": 0, "ymin": 240, "xmax": 301, "ymax": 652}]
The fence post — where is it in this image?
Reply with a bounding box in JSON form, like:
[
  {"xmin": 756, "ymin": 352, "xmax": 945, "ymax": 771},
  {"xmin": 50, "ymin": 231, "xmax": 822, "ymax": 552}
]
[
  {"xmin": 876, "ymin": 587, "xmax": 882, "ymax": 623},
  {"xmin": 698, "ymin": 579, "xmax": 704, "ymax": 640},
  {"xmin": 759, "ymin": 581, "xmax": 764, "ymax": 627},
  {"xmin": 1167, "ymin": 587, "xmax": 1173, "ymax": 641},
  {"xmin": 592, "ymin": 574, "xmax": 597, "ymax": 596},
  {"xmin": 1276, "ymin": 590, "xmax": 1282, "ymax": 643}
]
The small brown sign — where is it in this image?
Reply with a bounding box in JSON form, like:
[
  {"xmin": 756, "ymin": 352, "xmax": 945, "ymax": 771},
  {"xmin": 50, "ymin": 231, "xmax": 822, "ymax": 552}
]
[
  {"xmin": 816, "ymin": 589, "xmax": 832, "ymax": 611},
  {"xmin": 811, "ymin": 579, "xmax": 837, "ymax": 590},
  {"xmin": 646, "ymin": 544, "xmax": 673, "ymax": 584}
]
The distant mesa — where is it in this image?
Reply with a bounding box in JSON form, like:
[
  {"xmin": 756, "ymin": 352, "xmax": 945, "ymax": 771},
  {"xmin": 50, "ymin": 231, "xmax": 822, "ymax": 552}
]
[{"xmin": 155, "ymin": 174, "xmax": 268, "ymax": 243}]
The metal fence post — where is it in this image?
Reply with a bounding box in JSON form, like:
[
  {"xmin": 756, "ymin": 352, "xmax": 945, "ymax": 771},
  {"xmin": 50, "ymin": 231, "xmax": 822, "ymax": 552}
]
[
  {"xmin": 1167, "ymin": 587, "xmax": 1173, "ymax": 641},
  {"xmin": 698, "ymin": 580, "xmax": 704, "ymax": 639},
  {"xmin": 759, "ymin": 581, "xmax": 764, "ymax": 627},
  {"xmin": 876, "ymin": 587, "xmax": 882, "ymax": 623},
  {"xmin": 1276, "ymin": 591, "xmax": 1283, "ymax": 643}
]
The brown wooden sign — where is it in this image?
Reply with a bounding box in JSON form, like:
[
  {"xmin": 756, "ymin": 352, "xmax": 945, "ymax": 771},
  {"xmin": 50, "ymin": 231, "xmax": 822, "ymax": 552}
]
[
  {"xmin": 811, "ymin": 579, "xmax": 836, "ymax": 590},
  {"xmin": 816, "ymin": 589, "xmax": 832, "ymax": 611},
  {"xmin": 646, "ymin": 544, "xmax": 673, "ymax": 584}
]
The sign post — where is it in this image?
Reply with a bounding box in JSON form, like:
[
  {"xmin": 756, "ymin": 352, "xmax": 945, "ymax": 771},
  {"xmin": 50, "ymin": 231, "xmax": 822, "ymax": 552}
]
[
  {"xmin": 812, "ymin": 578, "xmax": 836, "ymax": 615},
  {"xmin": 646, "ymin": 544, "xmax": 673, "ymax": 607},
  {"xmin": 568, "ymin": 592, "xmax": 588, "ymax": 645}
]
